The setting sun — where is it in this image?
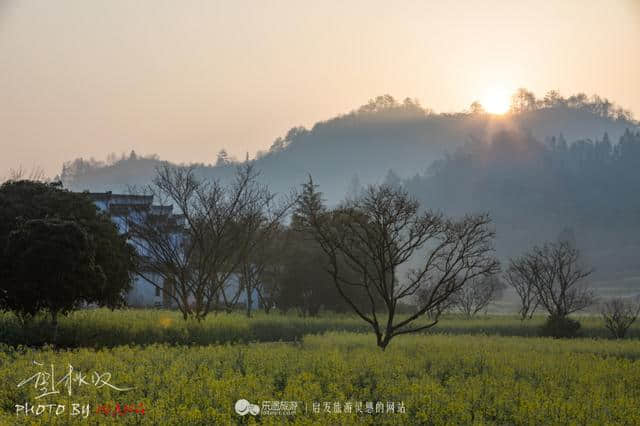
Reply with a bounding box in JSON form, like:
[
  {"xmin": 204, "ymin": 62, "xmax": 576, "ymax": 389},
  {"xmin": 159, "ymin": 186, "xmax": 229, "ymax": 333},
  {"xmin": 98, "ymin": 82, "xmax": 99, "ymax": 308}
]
[{"xmin": 482, "ymin": 87, "xmax": 511, "ymax": 114}]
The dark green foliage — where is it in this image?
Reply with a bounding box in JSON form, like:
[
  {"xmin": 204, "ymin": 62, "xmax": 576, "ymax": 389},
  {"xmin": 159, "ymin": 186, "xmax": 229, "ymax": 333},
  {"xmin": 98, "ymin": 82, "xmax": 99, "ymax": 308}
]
[
  {"xmin": 540, "ymin": 315, "xmax": 581, "ymax": 338},
  {"xmin": 0, "ymin": 180, "xmax": 136, "ymax": 321},
  {"xmin": 275, "ymin": 177, "xmax": 359, "ymax": 315},
  {"xmin": 2, "ymin": 219, "xmax": 105, "ymax": 319}
]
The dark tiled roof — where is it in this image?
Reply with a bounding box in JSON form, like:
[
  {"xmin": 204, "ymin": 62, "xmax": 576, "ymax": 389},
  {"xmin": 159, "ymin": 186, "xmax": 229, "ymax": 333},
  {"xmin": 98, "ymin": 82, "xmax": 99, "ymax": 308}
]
[{"xmin": 88, "ymin": 192, "xmax": 153, "ymax": 205}]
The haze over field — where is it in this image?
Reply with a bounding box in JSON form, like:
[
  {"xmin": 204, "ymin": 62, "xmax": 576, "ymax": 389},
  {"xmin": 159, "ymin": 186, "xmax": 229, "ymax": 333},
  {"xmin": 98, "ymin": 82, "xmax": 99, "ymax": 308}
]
[{"xmin": 1, "ymin": 0, "xmax": 639, "ymax": 176}]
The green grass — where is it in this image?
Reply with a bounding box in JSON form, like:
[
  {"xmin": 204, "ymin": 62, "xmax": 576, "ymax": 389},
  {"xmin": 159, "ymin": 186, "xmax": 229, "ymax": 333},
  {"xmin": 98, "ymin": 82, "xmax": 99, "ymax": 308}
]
[
  {"xmin": 1, "ymin": 309, "xmax": 639, "ymax": 349},
  {"xmin": 1, "ymin": 332, "xmax": 640, "ymax": 425}
]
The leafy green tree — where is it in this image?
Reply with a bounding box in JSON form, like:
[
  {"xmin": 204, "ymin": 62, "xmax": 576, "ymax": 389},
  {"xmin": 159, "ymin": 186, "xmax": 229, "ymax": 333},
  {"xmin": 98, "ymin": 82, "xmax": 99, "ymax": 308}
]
[
  {"xmin": 2, "ymin": 219, "xmax": 106, "ymax": 338},
  {"xmin": 0, "ymin": 180, "xmax": 136, "ymax": 323}
]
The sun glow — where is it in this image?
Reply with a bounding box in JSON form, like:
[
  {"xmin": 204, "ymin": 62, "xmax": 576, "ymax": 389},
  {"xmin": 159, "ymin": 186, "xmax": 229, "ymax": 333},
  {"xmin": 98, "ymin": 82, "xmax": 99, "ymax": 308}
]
[{"xmin": 482, "ymin": 87, "xmax": 511, "ymax": 114}]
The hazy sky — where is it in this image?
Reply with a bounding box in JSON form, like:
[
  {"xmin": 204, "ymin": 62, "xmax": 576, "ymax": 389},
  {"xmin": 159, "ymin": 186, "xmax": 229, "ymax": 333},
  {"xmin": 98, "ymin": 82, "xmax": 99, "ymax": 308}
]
[{"xmin": 1, "ymin": 0, "xmax": 639, "ymax": 176}]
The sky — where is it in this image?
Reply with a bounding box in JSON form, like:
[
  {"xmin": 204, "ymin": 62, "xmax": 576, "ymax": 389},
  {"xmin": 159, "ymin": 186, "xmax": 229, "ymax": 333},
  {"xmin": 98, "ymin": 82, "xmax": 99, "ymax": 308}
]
[{"xmin": 1, "ymin": 0, "xmax": 639, "ymax": 177}]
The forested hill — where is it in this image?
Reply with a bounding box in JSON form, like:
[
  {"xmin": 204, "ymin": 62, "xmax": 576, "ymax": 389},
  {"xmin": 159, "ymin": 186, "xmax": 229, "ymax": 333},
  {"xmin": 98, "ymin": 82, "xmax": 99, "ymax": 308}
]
[
  {"xmin": 61, "ymin": 92, "xmax": 637, "ymax": 204},
  {"xmin": 403, "ymin": 127, "xmax": 640, "ymax": 283}
]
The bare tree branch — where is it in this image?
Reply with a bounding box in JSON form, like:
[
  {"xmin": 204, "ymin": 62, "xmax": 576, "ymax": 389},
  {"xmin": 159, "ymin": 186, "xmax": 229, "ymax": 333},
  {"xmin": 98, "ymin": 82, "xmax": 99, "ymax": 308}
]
[{"xmin": 298, "ymin": 179, "xmax": 499, "ymax": 349}]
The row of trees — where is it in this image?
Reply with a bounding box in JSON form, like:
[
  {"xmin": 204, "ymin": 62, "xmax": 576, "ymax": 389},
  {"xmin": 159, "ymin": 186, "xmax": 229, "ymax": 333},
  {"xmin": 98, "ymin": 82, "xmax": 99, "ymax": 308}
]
[
  {"xmin": 128, "ymin": 166, "xmax": 502, "ymax": 331},
  {"xmin": 403, "ymin": 128, "xmax": 640, "ymax": 283},
  {"xmin": 2, "ymin": 166, "xmax": 637, "ymax": 347},
  {"xmin": 505, "ymin": 239, "xmax": 640, "ymax": 338},
  {"xmin": 469, "ymin": 89, "xmax": 634, "ymax": 121},
  {"xmin": 546, "ymin": 129, "xmax": 640, "ymax": 174},
  {"xmin": 128, "ymin": 164, "xmax": 293, "ymax": 320},
  {"xmin": 120, "ymin": 165, "xmax": 501, "ymax": 348}
]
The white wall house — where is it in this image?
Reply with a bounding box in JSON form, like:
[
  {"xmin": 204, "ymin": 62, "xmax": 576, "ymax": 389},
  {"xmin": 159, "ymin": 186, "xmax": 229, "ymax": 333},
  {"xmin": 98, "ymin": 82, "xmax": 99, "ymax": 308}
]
[{"xmin": 88, "ymin": 191, "xmax": 259, "ymax": 310}]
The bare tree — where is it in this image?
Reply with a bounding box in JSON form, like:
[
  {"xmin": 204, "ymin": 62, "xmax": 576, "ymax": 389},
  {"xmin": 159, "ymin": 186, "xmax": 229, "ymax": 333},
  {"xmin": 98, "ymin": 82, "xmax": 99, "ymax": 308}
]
[
  {"xmin": 5, "ymin": 165, "xmax": 47, "ymax": 182},
  {"xmin": 601, "ymin": 297, "xmax": 640, "ymax": 339},
  {"xmin": 510, "ymin": 88, "xmax": 537, "ymax": 113},
  {"xmin": 236, "ymin": 223, "xmax": 287, "ymax": 317},
  {"xmin": 216, "ymin": 272, "xmax": 245, "ymax": 313},
  {"xmin": 504, "ymin": 255, "xmax": 540, "ymax": 320},
  {"xmin": 418, "ymin": 288, "xmax": 456, "ymax": 320},
  {"xmin": 129, "ymin": 163, "xmax": 290, "ymax": 320},
  {"xmin": 218, "ymin": 192, "xmax": 293, "ymax": 315},
  {"xmin": 298, "ymin": 178, "xmax": 499, "ymax": 350},
  {"xmin": 451, "ymin": 275, "xmax": 504, "ymax": 318},
  {"xmin": 528, "ymin": 240, "xmax": 594, "ymax": 319}
]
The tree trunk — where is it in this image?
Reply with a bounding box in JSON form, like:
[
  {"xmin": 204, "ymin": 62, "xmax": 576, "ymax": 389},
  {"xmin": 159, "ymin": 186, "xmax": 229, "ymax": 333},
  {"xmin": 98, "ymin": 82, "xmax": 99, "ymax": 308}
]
[
  {"xmin": 246, "ymin": 282, "xmax": 252, "ymax": 318},
  {"xmin": 377, "ymin": 335, "xmax": 391, "ymax": 351}
]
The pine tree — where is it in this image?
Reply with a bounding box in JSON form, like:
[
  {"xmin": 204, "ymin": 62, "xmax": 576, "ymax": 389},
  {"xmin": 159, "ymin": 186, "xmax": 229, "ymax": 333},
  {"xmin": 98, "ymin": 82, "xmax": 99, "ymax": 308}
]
[{"xmin": 293, "ymin": 175, "xmax": 325, "ymax": 230}]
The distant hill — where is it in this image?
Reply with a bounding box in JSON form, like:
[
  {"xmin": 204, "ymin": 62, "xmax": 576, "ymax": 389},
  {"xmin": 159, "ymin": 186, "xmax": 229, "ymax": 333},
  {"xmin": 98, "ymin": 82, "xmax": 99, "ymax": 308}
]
[
  {"xmin": 62, "ymin": 93, "xmax": 637, "ymax": 204},
  {"xmin": 60, "ymin": 92, "xmax": 640, "ymax": 292}
]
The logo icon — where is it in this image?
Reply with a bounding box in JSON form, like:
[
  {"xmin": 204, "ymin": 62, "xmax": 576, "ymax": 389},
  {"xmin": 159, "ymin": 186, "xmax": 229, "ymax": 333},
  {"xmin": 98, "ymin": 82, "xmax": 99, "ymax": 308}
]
[{"xmin": 235, "ymin": 399, "xmax": 260, "ymax": 416}]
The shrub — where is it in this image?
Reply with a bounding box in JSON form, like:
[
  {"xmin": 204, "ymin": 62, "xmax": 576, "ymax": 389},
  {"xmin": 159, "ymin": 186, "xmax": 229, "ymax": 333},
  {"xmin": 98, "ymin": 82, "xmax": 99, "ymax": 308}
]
[
  {"xmin": 540, "ymin": 315, "xmax": 581, "ymax": 338},
  {"xmin": 601, "ymin": 298, "xmax": 640, "ymax": 339}
]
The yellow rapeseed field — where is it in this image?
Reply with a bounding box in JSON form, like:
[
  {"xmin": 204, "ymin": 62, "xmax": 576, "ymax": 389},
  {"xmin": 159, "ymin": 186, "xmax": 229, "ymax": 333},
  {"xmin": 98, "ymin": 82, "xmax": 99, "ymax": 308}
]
[{"xmin": 1, "ymin": 322, "xmax": 639, "ymax": 425}]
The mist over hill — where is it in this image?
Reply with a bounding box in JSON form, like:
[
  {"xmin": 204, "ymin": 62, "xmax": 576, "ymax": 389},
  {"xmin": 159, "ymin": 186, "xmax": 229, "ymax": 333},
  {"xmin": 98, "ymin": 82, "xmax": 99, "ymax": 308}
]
[
  {"xmin": 404, "ymin": 127, "xmax": 640, "ymax": 286},
  {"xmin": 59, "ymin": 91, "xmax": 640, "ymax": 290},
  {"xmin": 56, "ymin": 90, "xmax": 640, "ymax": 288},
  {"xmin": 62, "ymin": 91, "xmax": 636, "ymax": 203}
]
